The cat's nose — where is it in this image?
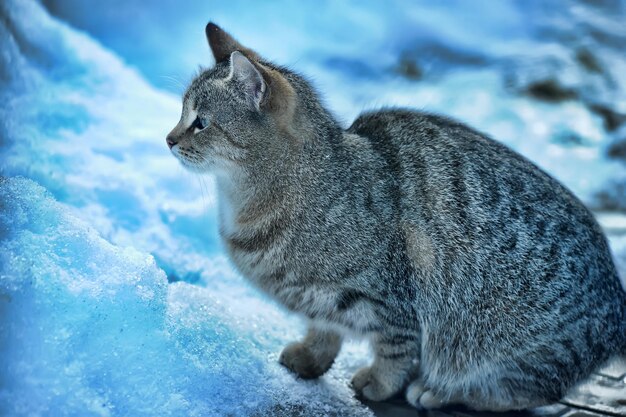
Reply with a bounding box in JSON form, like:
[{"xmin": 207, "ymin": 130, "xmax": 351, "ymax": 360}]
[{"xmin": 166, "ymin": 134, "xmax": 179, "ymax": 149}]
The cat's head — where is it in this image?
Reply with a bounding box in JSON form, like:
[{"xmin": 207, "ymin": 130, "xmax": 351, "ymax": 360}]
[{"xmin": 166, "ymin": 23, "xmax": 302, "ymax": 174}]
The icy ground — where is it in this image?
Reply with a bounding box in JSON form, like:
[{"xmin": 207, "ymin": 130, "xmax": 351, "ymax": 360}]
[{"xmin": 1, "ymin": 0, "xmax": 625, "ymax": 416}]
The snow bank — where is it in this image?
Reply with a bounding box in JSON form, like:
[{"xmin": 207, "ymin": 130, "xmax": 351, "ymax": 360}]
[
  {"xmin": 0, "ymin": 178, "xmax": 371, "ymax": 416},
  {"xmin": 0, "ymin": 0, "xmax": 221, "ymax": 283}
]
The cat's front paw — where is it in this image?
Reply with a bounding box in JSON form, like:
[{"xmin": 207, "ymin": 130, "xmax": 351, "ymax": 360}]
[
  {"xmin": 279, "ymin": 342, "xmax": 329, "ymax": 379},
  {"xmin": 405, "ymin": 379, "xmax": 446, "ymax": 409},
  {"xmin": 351, "ymin": 366, "xmax": 397, "ymax": 401}
]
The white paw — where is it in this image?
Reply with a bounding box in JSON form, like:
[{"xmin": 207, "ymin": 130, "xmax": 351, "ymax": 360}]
[
  {"xmin": 405, "ymin": 380, "xmax": 445, "ymax": 409},
  {"xmin": 351, "ymin": 366, "xmax": 395, "ymax": 401},
  {"xmin": 279, "ymin": 342, "xmax": 326, "ymax": 379}
]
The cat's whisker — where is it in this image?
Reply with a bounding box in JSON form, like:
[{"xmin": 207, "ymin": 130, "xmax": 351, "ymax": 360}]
[{"xmin": 159, "ymin": 75, "xmax": 186, "ymax": 93}]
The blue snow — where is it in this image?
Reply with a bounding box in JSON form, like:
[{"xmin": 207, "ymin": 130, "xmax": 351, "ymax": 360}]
[
  {"xmin": 1, "ymin": 0, "xmax": 626, "ymax": 415},
  {"xmin": 0, "ymin": 177, "xmax": 368, "ymax": 416}
]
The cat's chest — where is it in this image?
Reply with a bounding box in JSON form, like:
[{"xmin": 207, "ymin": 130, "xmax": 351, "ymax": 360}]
[
  {"xmin": 221, "ymin": 227, "xmax": 381, "ymax": 334},
  {"xmin": 218, "ymin": 198, "xmax": 297, "ymax": 282},
  {"xmin": 217, "ymin": 196, "xmax": 382, "ymax": 334},
  {"xmin": 219, "ymin": 223, "xmax": 291, "ymax": 295},
  {"xmin": 271, "ymin": 279, "xmax": 382, "ymax": 335}
]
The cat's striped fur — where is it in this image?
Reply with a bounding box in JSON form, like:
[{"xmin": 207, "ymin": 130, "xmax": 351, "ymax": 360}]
[{"xmin": 166, "ymin": 23, "xmax": 626, "ymax": 411}]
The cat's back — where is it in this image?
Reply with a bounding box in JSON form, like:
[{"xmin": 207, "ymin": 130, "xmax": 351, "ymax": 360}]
[
  {"xmin": 347, "ymin": 108, "xmax": 602, "ymax": 243},
  {"xmin": 348, "ymin": 108, "xmax": 625, "ymax": 352},
  {"xmin": 347, "ymin": 108, "xmax": 588, "ymax": 222}
]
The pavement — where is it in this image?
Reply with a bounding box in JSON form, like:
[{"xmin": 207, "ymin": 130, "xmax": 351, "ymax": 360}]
[{"xmin": 362, "ymin": 356, "xmax": 626, "ymax": 417}]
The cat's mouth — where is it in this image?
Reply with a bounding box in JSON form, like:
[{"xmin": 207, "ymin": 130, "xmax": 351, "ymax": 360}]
[{"xmin": 170, "ymin": 144, "xmax": 206, "ymax": 172}]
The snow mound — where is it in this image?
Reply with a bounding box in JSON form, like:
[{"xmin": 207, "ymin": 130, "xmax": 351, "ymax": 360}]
[
  {"xmin": 0, "ymin": 177, "xmax": 371, "ymax": 416},
  {"xmin": 0, "ymin": 0, "xmax": 223, "ymax": 284}
]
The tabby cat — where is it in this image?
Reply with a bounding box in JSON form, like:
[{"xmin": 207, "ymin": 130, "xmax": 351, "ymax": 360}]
[{"xmin": 166, "ymin": 23, "xmax": 626, "ymax": 410}]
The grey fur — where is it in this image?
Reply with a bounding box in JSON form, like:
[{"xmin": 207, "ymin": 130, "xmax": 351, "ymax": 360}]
[{"xmin": 167, "ymin": 23, "xmax": 626, "ymax": 411}]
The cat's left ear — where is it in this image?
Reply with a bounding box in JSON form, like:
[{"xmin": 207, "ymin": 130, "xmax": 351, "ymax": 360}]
[
  {"xmin": 229, "ymin": 51, "xmax": 266, "ymax": 111},
  {"xmin": 206, "ymin": 22, "xmax": 259, "ymax": 64}
]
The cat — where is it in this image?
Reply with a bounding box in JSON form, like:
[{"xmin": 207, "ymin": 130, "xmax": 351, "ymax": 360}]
[{"xmin": 166, "ymin": 23, "xmax": 626, "ymax": 411}]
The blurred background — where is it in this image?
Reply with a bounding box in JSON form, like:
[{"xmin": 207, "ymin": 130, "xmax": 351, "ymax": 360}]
[{"xmin": 1, "ymin": 1, "xmax": 625, "ymax": 416}]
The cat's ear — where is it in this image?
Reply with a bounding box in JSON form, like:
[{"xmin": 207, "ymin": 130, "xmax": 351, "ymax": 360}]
[
  {"xmin": 229, "ymin": 51, "xmax": 266, "ymax": 111},
  {"xmin": 206, "ymin": 22, "xmax": 259, "ymax": 64}
]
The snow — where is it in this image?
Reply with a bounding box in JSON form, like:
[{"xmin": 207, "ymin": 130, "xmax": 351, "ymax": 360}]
[
  {"xmin": 1, "ymin": 0, "xmax": 625, "ymax": 415},
  {"xmin": 0, "ymin": 177, "xmax": 370, "ymax": 416}
]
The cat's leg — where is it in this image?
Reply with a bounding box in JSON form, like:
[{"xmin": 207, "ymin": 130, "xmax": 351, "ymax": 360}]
[
  {"xmin": 460, "ymin": 387, "xmax": 551, "ymax": 411},
  {"xmin": 351, "ymin": 332, "xmax": 420, "ymax": 401},
  {"xmin": 279, "ymin": 325, "xmax": 342, "ymax": 379},
  {"xmin": 406, "ymin": 360, "xmax": 559, "ymax": 411},
  {"xmin": 459, "ymin": 372, "xmax": 557, "ymax": 411},
  {"xmin": 405, "ymin": 368, "xmax": 555, "ymax": 410}
]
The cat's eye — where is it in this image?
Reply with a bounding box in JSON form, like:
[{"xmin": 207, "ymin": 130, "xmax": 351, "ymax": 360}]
[{"xmin": 191, "ymin": 116, "xmax": 207, "ymax": 133}]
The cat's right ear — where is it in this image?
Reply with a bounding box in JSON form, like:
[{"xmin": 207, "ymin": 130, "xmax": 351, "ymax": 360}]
[
  {"xmin": 206, "ymin": 22, "xmax": 259, "ymax": 64},
  {"xmin": 229, "ymin": 51, "xmax": 266, "ymax": 111}
]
